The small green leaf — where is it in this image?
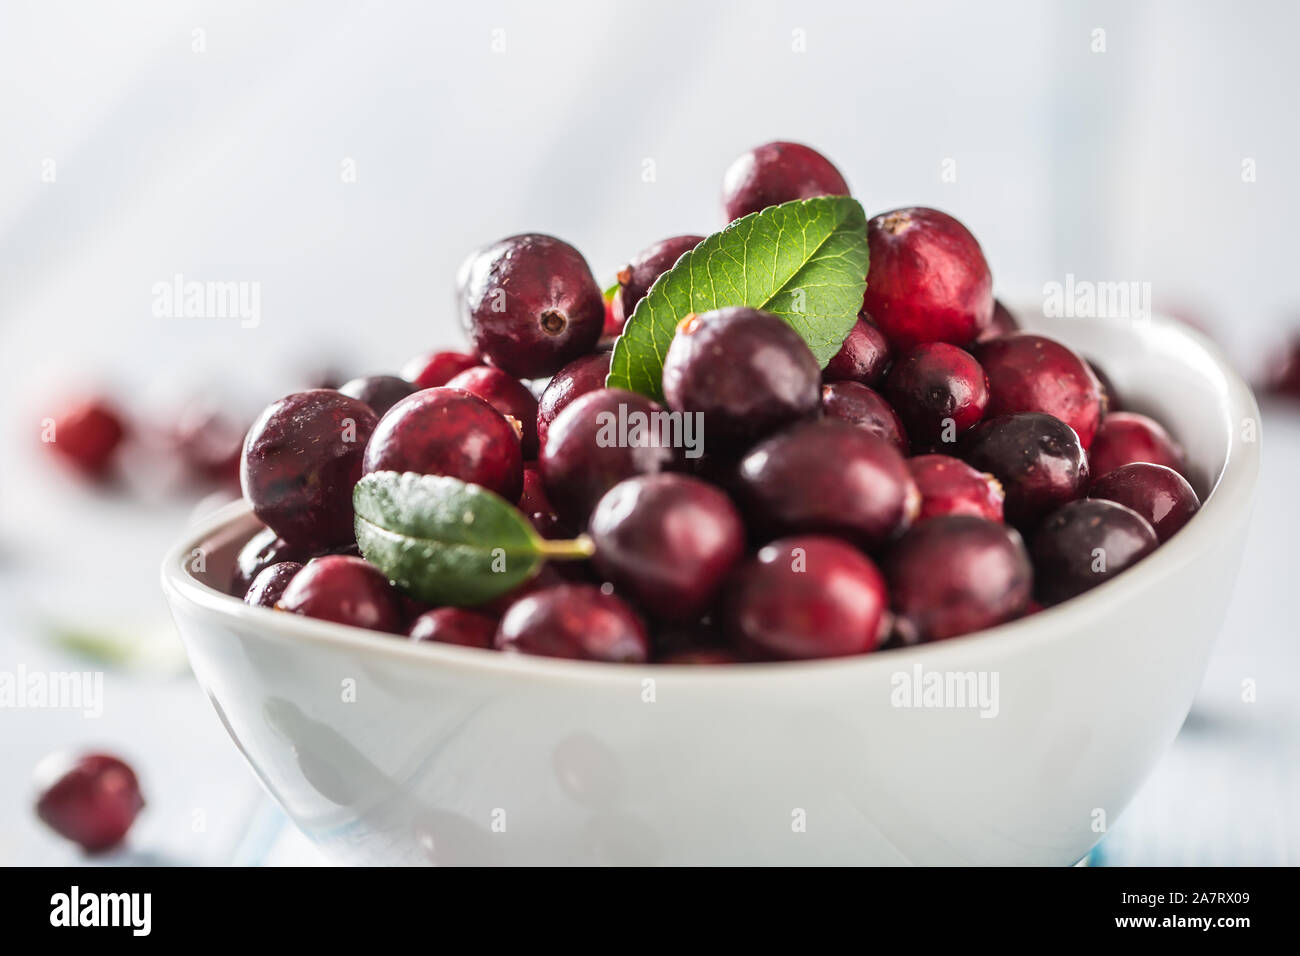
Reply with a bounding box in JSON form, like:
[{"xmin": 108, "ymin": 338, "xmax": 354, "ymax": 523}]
[
  {"xmin": 353, "ymin": 472, "xmax": 592, "ymax": 606},
  {"xmin": 607, "ymin": 196, "xmax": 869, "ymax": 400},
  {"xmin": 603, "ymin": 280, "xmax": 620, "ymax": 302}
]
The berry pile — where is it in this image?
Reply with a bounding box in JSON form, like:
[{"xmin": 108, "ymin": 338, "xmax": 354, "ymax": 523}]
[{"xmin": 229, "ymin": 141, "xmax": 1202, "ymax": 663}]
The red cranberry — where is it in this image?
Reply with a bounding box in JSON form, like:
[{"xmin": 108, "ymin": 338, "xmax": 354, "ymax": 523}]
[
  {"xmin": 1088, "ymin": 462, "xmax": 1200, "ymax": 542},
  {"xmin": 975, "ymin": 333, "xmax": 1104, "ymax": 450},
  {"xmin": 1088, "ymin": 411, "xmax": 1187, "ymax": 480},
  {"xmin": 884, "ymin": 342, "xmax": 989, "ymax": 447},
  {"xmin": 976, "ymin": 299, "xmax": 1020, "ymax": 343},
  {"xmin": 171, "ymin": 400, "xmax": 245, "ymax": 486},
  {"xmin": 338, "ymin": 374, "xmax": 418, "ymax": 418},
  {"xmin": 1260, "ymin": 334, "xmax": 1300, "ymax": 400},
  {"xmin": 495, "ymin": 585, "xmax": 649, "ymax": 662},
  {"xmin": 736, "ymin": 419, "xmax": 918, "ymax": 550},
  {"xmin": 229, "ymin": 527, "xmax": 308, "ymax": 596},
  {"xmin": 408, "ymin": 607, "xmax": 498, "ymax": 648},
  {"xmin": 609, "ymin": 235, "xmax": 704, "ymax": 335},
  {"xmin": 906, "ymin": 454, "xmax": 1004, "ymax": 522},
  {"xmin": 722, "ymin": 535, "xmax": 887, "ymax": 659},
  {"xmin": 1031, "ymin": 499, "xmax": 1158, "ymax": 604},
  {"xmin": 401, "ymin": 351, "xmax": 480, "ymax": 389},
  {"xmin": 721, "ymin": 141, "xmax": 850, "ymax": 221},
  {"xmin": 823, "ymin": 315, "xmax": 892, "ymax": 386},
  {"xmin": 277, "ymin": 555, "xmax": 405, "ymax": 633},
  {"xmin": 35, "ymin": 752, "xmax": 144, "ymax": 853},
  {"xmin": 862, "ymin": 207, "xmax": 993, "ymax": 349},
  {"xmin": 461, "ymin": 234, "xmax": 604, "ymax": 378},
  {"xmin": 589, "ymin": 474, "xmax": 745, "ymax": 622},
  {"xmin": 445, "ymin": 365, "xmax": 540, "ymax": 458},
  {"xmin": 1087, "ymin": 358, "xmax": 1122, "ymax": 413},
  {"xmin": 886, "ymin": 516, "xmax": 1032, "ymax": 642},
  {"xmin": 536, "ymin": 351, "xmax": 611, "ymax": 453},
  {"xmin": 662, "ymin": 307, "xmax": 820, "ymax": 450},
  {"xmin": 519, "ymin": 463, "xmax": 553, "ymax": 513},
  {"xmin": 540, "ymin": 388, "xmax": 681, "ymax": 526},
  {"xmin": 241, "ymin": 390, "xmax": 378, "ymax": 551},
  {"xmin": 819, "ymin": 381, "xmax": 908, "ymax": 455},
  {"xmin": 961, "ymin": 412, "xmax": 1088, "ymax": 531},
  {"xmin": 244, "ymin": 560, "xmax": 303, "ymax": 607},
  {"xmin": 362, "ymin": 387, "xmax": 523, "ymax": 502},
  {"xmin": 45, "ymin": 397, "xmax": 127, "ymax": 480}
]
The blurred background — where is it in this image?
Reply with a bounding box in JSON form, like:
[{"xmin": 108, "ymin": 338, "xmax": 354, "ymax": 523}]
[{"xmin": 0, "ymin": 0, "xmax": 1296, "ymax": 865}]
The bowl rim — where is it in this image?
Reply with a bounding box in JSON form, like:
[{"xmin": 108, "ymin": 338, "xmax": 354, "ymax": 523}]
[{"xmin": 161, "ymin": 311, "xmax": 1262, "ymax": 686}]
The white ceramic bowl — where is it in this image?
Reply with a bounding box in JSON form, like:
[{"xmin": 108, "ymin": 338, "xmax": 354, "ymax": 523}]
[{"xmin": 162, "ymin": 311, "xmax": 1260, "ymax": 865}]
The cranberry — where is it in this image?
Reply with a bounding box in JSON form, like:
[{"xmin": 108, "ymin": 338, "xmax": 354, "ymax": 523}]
[
  {"xmin": 244, "ymin": 560, "xmax": 303, "ymax": 607},
  {"xmin": 495, "ymin": 585, "xmax": 649, "ymax": 662},
  {"xmin": 589, "ymin": 474, "xmax": 745, "ymax": 621},
  {"xmin": 461, "ymin": 234, "xmax": 604, "ymax": 378},
  {"xmin": 662, "ymin": 307, "xmax": 820, "ymax": 450},
  {"xmin": 721, "ymin": 141, "xmax": 850, "ymax": 221},
  {"xmin": 1088, "ymin": 411, "xmax": 1187, "ymax": 480},
  {"xmin": 536, "ymin": 351, "xmax": 611, "ymax": 453},
  {"xmin": 884, "ymin": 342, "xmax": 989, "ymax": 447},
  {"xmin": 408, "ymin": 607, "xmax": 498, "ymax": 648},
  {"xmin": 819, "ymin": 381, "xmax": 908, "ymax": 455},
  {"xmin": 736, "ymin": 419, "xmax": 918, "ymax": 550},
  {"xmin": 906, "ymin": 454, "xmax": 1004, "ymax": 522},
  {"xmin": 444, "ymin": 365, "xmax": 540, "ymax": 458},
  {"xmin": 362, "ymin": 387, "xmax": 523, "ymax": 502},
  {"xmin": 1088, "ymin": 462, "xmax": 1200, "ymax": 542},
  {"xmin": 975, "ymin": 333, "xmax": 1104, "ymax": 450},
  {"xmin": 823, "ymin": 315, "xmax": 892, "ymax": 386},
  {"xmin": 401, "ymin": 351, "xmax": 480, "ymax": 389},
  {"xmin": 519, "ymin": 463, "xmax": 554, "ymax": 514},
  {"xmin": 721, "ymin": 535, "xmax": 887, "ymax": 659},
  {"xmin": 171, "ymin": 400, "xmax": 244, "ymax": 486},
  {"xmin": 338, "ymin": 374, "xmax": 418, "ymax": 418},
  {"xmin": 886, "ymin": 516, "xmax": 1032, "ymax": 642},
  {"xmin": 277, "ymin": 555, "xmax": 405, "ymax": 633},
  {"xmin": 608, "ymin": 235, "xmax": 704, "ymax": 335},
  {"xmin": 229, "ymin": 527, "xmax": 307, "ymax": 596},
  {"xmin": 976, "ymin": 299, "xmax": 1020, "ymax": 343},
  {"xmin": 1031, "ymin": 499, "xmax": 1158, "ymax": 604},
  {"xmin": 34, "ymin": 752, "xmax": 144, "ymax": 853},
  {"xmin": 961, "ymin": 412, "xmax": 1088, "ymax": 531},
  {"xmin": 46, "ymin": 397, "xmax": 127, "ymax": 480},
  {"xmin": 1260, "ymin": 334, "xmax": 1300, "ymax": 400},
  {"xmin": 862, "ymin": 207, "xmax": 993, "ymax": 349},
  {"xmin": 540, "ymin": 388, "xmax": 680, "ymax": 526},
  {"xmin": 240, "ymin": 390, "xmax": 378, "ymax": 551},
  {"xmin": 1087, "ymin": 358, "xmax": 1122, "ymax": 413}
]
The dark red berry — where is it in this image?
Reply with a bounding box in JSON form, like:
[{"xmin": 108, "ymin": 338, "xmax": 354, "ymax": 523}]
[
  {"xmin": 886, "ymin": 516, "xmax": 1032, "ymax": 642},
  {"xmin": 906, "ymin": 454, "xmax": 1004, "ymax": 522},
  {"xmin": 1088, "ymin": 411, "xmax": 1187, "ymax": 480},
  {"xmin": 244, "ymin": 561, "xmax": 303, "ymax": 607},
  {"xmin": 736, "ymin": 419, "xmax": 918, "ymax": 550},
  {"xmin": 45, "ymin": 397, "xmax": 127, "ymax": 480},
  {"xmin": 961, "ymin": 412, "xmax": 1088, "ymax": 531},
  {"xmin": 976, "ymin": 299, "xmax": 1020, "ymax": 343},
  {"xmin": 519, "ymin": 463, "xmax": 554, "ymax": 514},
  {"xmin": 823, "ymin": 315, "xmax": 892, "ymax": 386},
  {"xmin": 446, "ymin": 365, "xmax": 540, "ymax": 458},
  {"xmin": 721, "ymin": 141, "xmax": 850, "ymax": 221},
  {"xmin": 862, "ymin": 207, "xmax": 993, "ymax": 349},
  {"xmin": 536, "ymin": 351, "xmax": 611, "ymax": 453},
  {"xmin": 662, "ymin": 307, "xmax": 820, "ymax": 450},
  {"xmin": 35, "ymin": 752, "xmax": 144, "ymax": 853},
  {"xmin": 338, "ymin": 374, "xmax": 418, "ymax": 418},
  {"xmin": 659, "ymin": 647, "xmax": 743, "ymax": 665},
  {"xmin": 609, "ymin": 235, "xmax": 703, "ymax": 335},
  {"xmin": 277, "ymin": 555, "xmax": 405, "ymax": 633},
  {"xmin": 461, "ymin": 234, "xmax": 604, "ymax": 378},
  {"xmin": 589, "ymin": 474, "xmax": 745, "ymax": 621},
  {"xmin": 408, "ymin": 607, "xmax": 498, "ymax": 648},
  {"xmin": 975, "ymin": 333, "xmax": 1104, "ymax": 450},
  {"xmin": 1087, "ymin": 359, "xmax": 1122, "ymax": 413},
  {"xmin": 722, "ymin": 536, "xmax": 887, "ymax": 659},
  {"xmin": 401, "ymin": 351, "xmax": 480, "ymax": 389},
  {"xmin": 495, "ymin": 585, "xmax": 649, "ymax": 662},
  {"xmin": 540, "ymin": 388, "xmax": 681, "ymax": 526},
  {"xmin": 1031, "ymin": 499, "xmax": 1158, "ymax": 605},
  {"xmin": 819, "ymin": 381, "xmax": 908, "ymax": 454},
  {"xmin": 1259, "ymin": 334, "xmax": 1300, "ymax": 400},
  {"xmin": 240, "ymin": 390, "xmax": 378, "ymax": 551},
  {"xmin": 171, "ymin": 400, "xmax": 245, "ymax": 486},
  {"xmin": 229, "ymin": 527, "xmax": 308, "ymax": 596},
  {"xmin": 1088, "ymin": 462, "xmax": 1199, "ymax": 542},
  {"xmin": 884, "ymin": 342, "xmax": 988, "ymax": 447},
  {"xmin": 362, "ymin": 387, "xmax": 523, "ymax": 502}
]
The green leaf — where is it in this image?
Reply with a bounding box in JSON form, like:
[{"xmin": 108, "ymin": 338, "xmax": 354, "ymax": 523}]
[
  {"xmin": 353, "ymin": 472, "xmax": 593, "ymax": 606},
  {"xmin": 603, "ymin": 280, "xmax": 620, "ymax": 302},
  {"xmin": 607, "ymin": 196, "xmax": 869, "ymax": 400}
]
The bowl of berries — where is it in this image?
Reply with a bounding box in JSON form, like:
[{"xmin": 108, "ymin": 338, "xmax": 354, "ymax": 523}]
[{"xmin": 161, "ymin": 142, "xmax": 1260, "ymax": 866}]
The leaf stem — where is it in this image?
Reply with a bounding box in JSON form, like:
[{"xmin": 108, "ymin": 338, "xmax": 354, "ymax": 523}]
[{"xmin": 534, "ymin": 533, "xmax": 596, "ymax": 561}]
